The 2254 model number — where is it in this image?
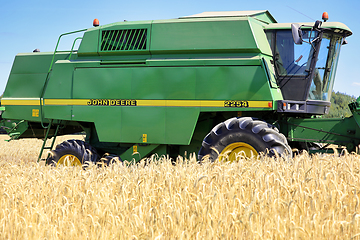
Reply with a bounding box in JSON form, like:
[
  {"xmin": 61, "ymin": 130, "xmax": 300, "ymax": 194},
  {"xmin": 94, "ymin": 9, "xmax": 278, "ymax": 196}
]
[{"xmin": 224, "ymin": 100, "xmax": 249, "ymax": 108}]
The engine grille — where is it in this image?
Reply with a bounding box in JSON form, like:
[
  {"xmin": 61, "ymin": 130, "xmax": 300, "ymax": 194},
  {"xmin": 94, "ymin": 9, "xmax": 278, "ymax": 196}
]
[{"xmin": 100, "ymin": 29, "xmax": 147, "ymax": 51}]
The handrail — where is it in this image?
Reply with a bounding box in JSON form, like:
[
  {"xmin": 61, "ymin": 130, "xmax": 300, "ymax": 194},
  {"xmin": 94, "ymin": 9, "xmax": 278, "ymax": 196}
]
[
  {"xmin": 47, "ymin": 29, "xmax": 87, "ymax": 73},
  {"xmin": 68, "ymin": 37, "xmax": 83, "ymax": 60},
  {"xmin": 39, "ymin": 28, "xmax": 87, "ymax": 128}
]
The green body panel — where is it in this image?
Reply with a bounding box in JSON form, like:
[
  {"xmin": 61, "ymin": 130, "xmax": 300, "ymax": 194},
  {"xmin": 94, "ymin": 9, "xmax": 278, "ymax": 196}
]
[
  {"xmin": 43, "ymin": 61, "xmax": 74, "ymax": 99},
  {"xmin": 68, "ymin": 63, "xmax": 273, "ymax": 100},
  {"xmin": 2, "ymin": 106, "xmax": 40, "ymax": 122},
  {"xmin": 77, "ymin": 28, "xmax": 100, "ymax": 56},
  {"xmin": 41, "ymin": 61, "xmax": 274, "ymax": 144},
  {"xmin": 44, "ymin": 105, "xmax": 72, "ymax": 121},
  {"xmin": 150, "ymin": 17, "xmax": 266, "ymax": 54},
  {"xmin": 3, "ymin": 53, "xmax": 70, "ymax": 99}
]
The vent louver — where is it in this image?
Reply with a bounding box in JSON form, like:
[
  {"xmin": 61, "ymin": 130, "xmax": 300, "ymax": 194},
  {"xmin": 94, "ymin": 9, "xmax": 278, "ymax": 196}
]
[{"xmin": 100, "ymin": 29, "xmax": 147, "ymax": 51}]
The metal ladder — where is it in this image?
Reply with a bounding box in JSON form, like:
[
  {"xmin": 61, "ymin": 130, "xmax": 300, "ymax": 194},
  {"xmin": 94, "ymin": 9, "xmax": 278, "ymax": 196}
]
[
  {"xmin": 36, "ymin": 31, "xmax": 86, "ymax": 162},
  {"xmin": 37, "ymin": 120, "xmax": 61, "ymax": 163}
]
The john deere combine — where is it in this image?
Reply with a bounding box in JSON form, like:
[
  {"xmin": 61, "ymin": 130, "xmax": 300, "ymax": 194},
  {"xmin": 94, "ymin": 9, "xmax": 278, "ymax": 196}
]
[{"xmin": 0, "ymin": 10, "xmax": 358, "ymax": 165}]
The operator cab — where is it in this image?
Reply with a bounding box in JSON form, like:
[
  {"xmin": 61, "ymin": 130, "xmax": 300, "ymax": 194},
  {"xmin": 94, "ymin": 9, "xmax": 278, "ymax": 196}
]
[{"xmin": 265, "ymin": 17, "xmax": 352, "ymax": 115}]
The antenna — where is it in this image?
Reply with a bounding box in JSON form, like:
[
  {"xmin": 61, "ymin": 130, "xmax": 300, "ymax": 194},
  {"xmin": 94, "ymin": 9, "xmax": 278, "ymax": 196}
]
[{"xmin": 286, "ymin": 6, "xmax": 315, "ymax": 21}]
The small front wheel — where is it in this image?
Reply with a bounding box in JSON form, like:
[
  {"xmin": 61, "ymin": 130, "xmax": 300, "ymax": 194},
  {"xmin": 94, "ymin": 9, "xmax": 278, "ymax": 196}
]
[
  {"xmin": 198, "ymin": 117, "xmax": 292, "ymax": 162},
  {"xmin": 46, "ymin": 139, "xmax": 100, "ymax": 167}
]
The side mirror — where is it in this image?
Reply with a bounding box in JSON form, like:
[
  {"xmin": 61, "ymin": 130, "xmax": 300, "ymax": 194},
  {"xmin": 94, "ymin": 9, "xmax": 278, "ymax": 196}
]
[
  {"xmin": 342, "ymin": 38, "xmax": 348, "ymax": 45},
  {"xmin": 291, "ymin": 23, "xmax": 303, "ymax": 45},
  {"xmin": 314, "ymin": 20, "xmax": 322, "ymax": 29}
]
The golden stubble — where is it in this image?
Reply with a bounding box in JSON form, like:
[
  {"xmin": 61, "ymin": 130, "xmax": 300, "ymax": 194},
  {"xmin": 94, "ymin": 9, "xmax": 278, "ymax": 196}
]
[{"xmin": 0, "ymin": 136, "xmax": 360, "ymax": 239}]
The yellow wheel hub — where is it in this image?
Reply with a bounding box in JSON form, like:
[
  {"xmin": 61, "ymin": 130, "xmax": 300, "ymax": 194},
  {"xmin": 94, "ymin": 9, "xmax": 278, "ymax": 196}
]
[
  {"xmin": 57, "ymin": 154, "xmax": 82, "ymax": 167},
  {"xmin": 219, "ymin": 142, "xmax": 258, "ymax": 162}
]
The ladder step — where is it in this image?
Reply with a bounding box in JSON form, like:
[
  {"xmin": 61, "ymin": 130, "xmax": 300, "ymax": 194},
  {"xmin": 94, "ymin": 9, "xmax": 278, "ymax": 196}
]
[{"xmin": 37, "ymin": 120, "xmax": 62, "ymax": 163}]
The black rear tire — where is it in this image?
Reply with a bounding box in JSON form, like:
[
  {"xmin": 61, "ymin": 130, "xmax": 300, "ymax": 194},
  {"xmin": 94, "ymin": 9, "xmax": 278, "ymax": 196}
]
[
  {"xmin": 198, "ymin": 117, "xmax": 292, "ymax": 161},
  {"xmin": 46, "ymin": 139, "xmax": 100, "ymax": 167},
  {"xmin": 98, "ymin": 154, "xmax": 123, "ymax": 166}
]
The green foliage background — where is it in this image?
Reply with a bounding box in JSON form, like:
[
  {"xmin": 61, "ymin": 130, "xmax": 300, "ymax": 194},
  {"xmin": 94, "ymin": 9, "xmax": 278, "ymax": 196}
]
[{"xmin": 325, "ymin": 91, "xmax": 356, "ymax": 118}]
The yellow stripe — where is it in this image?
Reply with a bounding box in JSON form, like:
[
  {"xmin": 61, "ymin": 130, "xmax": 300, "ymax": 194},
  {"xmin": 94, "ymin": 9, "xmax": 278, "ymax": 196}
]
[
  {"xmin": 248, "ymin": 101, "xmax": 271, "ymax": 108},
  {"xmin": 2, "ymin": 98, "xmax": 272, "ymax": 108},
  {"xmin": 136, "ymin": 100, "xmax": 226, "ymax": 107},
  {"xmin": 1, "ymin": 98, "xmax": 41, "ymax": 106},
  {"xmin": 201, "ymin": 101, "xmax": 225, "ymax": 107},
  {"xmin": 44, "ymin": 99, "xmax": 89, "ymax": 105},
  {"xmin": 136, "ymin": 100, "xmax": 166, "ymax": 107}
]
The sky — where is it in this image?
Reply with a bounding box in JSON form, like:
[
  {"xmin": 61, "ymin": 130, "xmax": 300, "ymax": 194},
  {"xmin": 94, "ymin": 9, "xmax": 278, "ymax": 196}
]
[{"xmin": 1, "ymin": 0, "xmax": 359, "ymax": 97}]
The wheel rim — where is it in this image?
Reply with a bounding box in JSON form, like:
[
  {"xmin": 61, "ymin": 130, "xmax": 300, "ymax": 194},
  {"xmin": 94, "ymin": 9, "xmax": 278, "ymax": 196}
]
[
  {"xmin": 219, "ymin": 142, "xmax": 258, "ymax": 161},
  {"xmin": 57, "ymin": 154, "xmax": 82, "ymax": 167}
]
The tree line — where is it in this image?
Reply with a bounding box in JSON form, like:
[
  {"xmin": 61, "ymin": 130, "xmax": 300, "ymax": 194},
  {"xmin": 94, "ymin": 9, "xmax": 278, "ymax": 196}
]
[{"xmin": 324, "ymin": 91, "xmax": 357, "ymax": 118}]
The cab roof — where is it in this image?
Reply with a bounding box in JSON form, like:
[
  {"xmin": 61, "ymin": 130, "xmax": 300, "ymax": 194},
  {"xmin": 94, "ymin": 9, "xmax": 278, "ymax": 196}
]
[
  {"xmin": 265, "ymin": 22, "xmax": 352, "ymax": 36},
  {"xmin": 180, "ymin": 10, "xmax": 277, "ymax": 24}
]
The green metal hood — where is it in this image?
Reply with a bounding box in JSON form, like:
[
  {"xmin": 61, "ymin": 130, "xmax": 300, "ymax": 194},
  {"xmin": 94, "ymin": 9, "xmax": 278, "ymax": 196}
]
[{"xmin": 78, "ymin": 10, "xmax": 277, "ymax": 56}]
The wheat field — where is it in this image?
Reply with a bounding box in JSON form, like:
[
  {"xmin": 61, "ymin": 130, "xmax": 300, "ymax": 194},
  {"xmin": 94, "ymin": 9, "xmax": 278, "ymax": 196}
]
[{"xmin": 0, "ymin": 135, "xmax": 360, "ymax": 239}]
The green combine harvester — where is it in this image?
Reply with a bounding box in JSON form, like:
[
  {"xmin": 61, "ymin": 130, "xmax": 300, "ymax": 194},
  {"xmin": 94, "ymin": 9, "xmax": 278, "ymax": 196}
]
[{"xmin": 0, "ymin": 10, "xmax": 358, "ymax": 165}]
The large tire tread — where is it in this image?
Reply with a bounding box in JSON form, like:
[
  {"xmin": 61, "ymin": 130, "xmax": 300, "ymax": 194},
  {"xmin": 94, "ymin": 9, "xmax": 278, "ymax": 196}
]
[
  {"xmin": 198, "ymin": 117, "xmax": 292, "ymax": 161},
  {"xmin": 46, "ymin": 139, "xmax": 100, "ymax": 166}
]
